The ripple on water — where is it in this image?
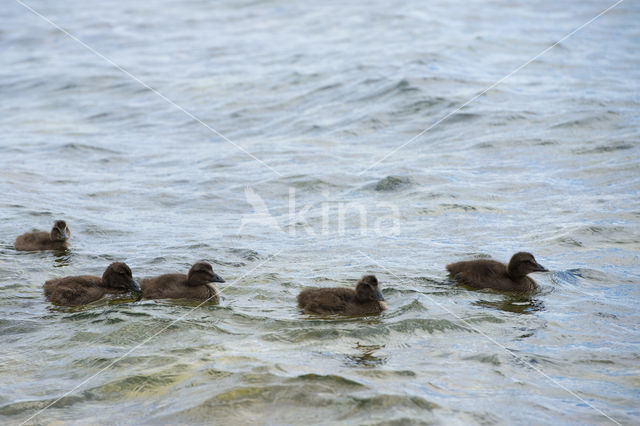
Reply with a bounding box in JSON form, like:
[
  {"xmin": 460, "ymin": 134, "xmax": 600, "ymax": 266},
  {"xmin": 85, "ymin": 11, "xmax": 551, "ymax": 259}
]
[
  {"xmin": 262, "ymin": 325, "xmax": 349, "ymax": 344},
  {"xmin": 0, "ymin": 395, "xmax": 84, "ymax": 417},
  {"xmin": 55, "ymin": 143, "xmax": 121, "ymax": 155},
  {"xmin": 574, "ymin": 143, "xmax": 634, "ymax": 155},
  {"xmin": 393, "ymin": 97, "xmax": 453, "ymax": 117},
  {"xmin": 391, "ymin": 299, "xmax": 429, "ymax": 315},
  {"xmin": 343, "ymin": 344, "xmax": 388, "ymax": 368},
  {"xmin": 563, "ymin": 268, "xmax": 609, "ymax": 282},
  {"xmin": 158, "ymin": 372, "xmax": 439, "ymax": 424},
  {"xmin": 388, "ymin": 318, "xmax": 471, "ymax": 334},
  {"xmin": 227, "ymin": 248, "xmax": 261, "ymax": 262},
  {"xmin": 374, "ymin": 175, "xmax": 412, "ymax": 191},
  {"xmin": 86, "ymin": 371, "xmax": 189, "ymax": 399},
  {"xmin": 0, "ymin": 319, "xmax": 41, "ymax": 335},
  {"xmin": 355, "ymin": 78, "xmax": 419, "ymax": 102}
]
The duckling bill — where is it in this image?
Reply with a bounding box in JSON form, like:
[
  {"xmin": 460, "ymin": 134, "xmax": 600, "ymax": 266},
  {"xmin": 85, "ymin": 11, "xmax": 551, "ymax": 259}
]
[
  {"xmin": 446, "ymin": 252, "xmax": 548, "ymax": 292},
  {"xmin": 140, "ymin": 262, "xmax": 224, "ymax": 302},
  {"xmin": 297, "ymin": 275, "xmax": 386, "ymax": 315},
  {"xmin": 44, "ymin": 262, "xmax": 140, "ymax": 306},
  {"xmin": 15, "ymin": 220, "xmax": 70, "ymax": 251}
]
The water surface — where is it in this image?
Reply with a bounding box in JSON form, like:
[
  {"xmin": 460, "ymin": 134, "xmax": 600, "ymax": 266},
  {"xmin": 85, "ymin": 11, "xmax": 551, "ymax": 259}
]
[{"xmin": 1, "ymin": 0, "xmax": 639, "ymax": 424}]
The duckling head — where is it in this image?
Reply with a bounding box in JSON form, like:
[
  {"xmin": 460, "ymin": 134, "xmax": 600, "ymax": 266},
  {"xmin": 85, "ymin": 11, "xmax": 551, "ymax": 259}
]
[
  {"xmin": 508, "ymin": 252, "xmax": 548, "ymax": 278},
  {"xmin": 50, "ymin": 220, "xmax": 70, "ymax": 242},
  {"xmin": 188, "ymin": 262, "xmax": 225, "ymax": 286},
  {"xmin": 102, "ymin": 262, "xmax": 141, "ymax": 293},
  {"xmin": 355, "ymin": 275, "xmax": 385, "ymax": 302}
]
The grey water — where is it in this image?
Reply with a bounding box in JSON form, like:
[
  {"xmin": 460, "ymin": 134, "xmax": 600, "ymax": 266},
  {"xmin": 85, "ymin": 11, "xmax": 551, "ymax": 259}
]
[{"xmin": 1, "ymin": 0, "xmax": 639, "ymax": 424}]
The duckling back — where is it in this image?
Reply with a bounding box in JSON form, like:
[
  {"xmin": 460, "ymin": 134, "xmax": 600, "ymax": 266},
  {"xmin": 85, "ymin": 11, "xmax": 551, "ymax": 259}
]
[
  {"xmin": 446, "ymin": 259, "xmax": 510, "ymax": 289},
  {"xmin": 43, "ymin": 262, "xmax": 139, "ymax": 306},
  {"xmin": 15, "ymin": 232, "xmax": 68, "ymax": 251},
  {"xmin": 15, "ymin": 220, "xmax": 70, "ymax": 251},
  {"xmin": 446, "ymin": 252, "xmax": 546, "ymax": 292},
  {"xmin": 297, "ymin": 287, "xmax": 358, "ymax": 315},
  {"xmin": 44, "ymin": 275, "xmax": 106, "ymax": 306},
  {"xmin": 297, "ymin": 276, "xmax": 386, "ymax": 315},
  {"xmin": 140, "ymin": 273, "xmax": 219, "ymax": 302}
]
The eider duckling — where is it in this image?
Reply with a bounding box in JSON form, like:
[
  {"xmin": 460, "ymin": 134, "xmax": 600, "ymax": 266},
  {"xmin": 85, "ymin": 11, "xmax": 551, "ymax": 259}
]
[
  {"xmin": 43, "ymin": 262, "xmax": 140, "ymax": 306},
  {"xmin": 297, "ymin": 275, "xmax": 386, "ymax": 315},
  {"xmin": 140, "ymin": 262, "xmax": 224, "ymax": 302},
  {"xmin": 446, "ymin": 252, "xmax": 548, "ymax": 292},
  {"xmin": 15, "ymin": 220, "xmax": 70, "ymax": 251}
]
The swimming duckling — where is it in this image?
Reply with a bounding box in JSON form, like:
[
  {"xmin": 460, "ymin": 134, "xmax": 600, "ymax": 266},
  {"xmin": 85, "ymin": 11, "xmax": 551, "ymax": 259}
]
[
  {"xmin": 43, "ymin": 262, "xmax": 140, "ymax": 306},
  {"xmin": 140, "ymin": 262, "xmax": 224, "ymax": 302},
  {"xmin": 297, "ymin": 275, "xmax": 386, "ymax": 315},
  {"xmin": 446, "ymin": 252, "xmax": 548, "ymax": 292},
  {"xmin": 15, "ymin": 220, "xmax": 70, "ymax": 251}
]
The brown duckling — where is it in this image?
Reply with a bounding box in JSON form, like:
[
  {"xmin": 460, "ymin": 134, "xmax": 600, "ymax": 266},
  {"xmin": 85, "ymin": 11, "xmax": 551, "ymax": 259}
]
[
  {"xmin": 140, "ymin": 262, "xmax": 224, "ymax": 302},
  {"xmin": 15, "ymin": 220, "xmax": 70, "ymax": 251},
  {"xmin": 44, "ymin": 262, "xmax": 140, "ymax": 306},
  {"xmin": 446, "ymin": 252, "xmax": 548, "ymax": 292},
  {"xmin": 297, "ymin": 275, "xmax": 386, "ymax": 315}
]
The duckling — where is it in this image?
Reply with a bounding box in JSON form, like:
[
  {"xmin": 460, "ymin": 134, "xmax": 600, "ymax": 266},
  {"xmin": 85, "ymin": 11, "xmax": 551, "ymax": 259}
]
[
  {"xmin": 140, "ymin": 262, "xmax": 224, "ymax": 302},
  {"xmin": 297, "ymin": 275, "xmax": 386, "ymax": 315},
  {"xmin": 15, "ymin": 220, "xmax": 70, "ymax": 251},
  {"xmin": 43, "ymin": 262, "xmax": 140, "ymax": 306},
  {"xmin": 446, "ymin": 252, "xmax": 548, "ymax": 292}
]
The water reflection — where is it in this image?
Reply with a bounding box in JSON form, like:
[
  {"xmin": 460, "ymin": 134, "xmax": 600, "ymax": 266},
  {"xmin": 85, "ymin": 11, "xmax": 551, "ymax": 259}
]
[
  {"xmin": 108, "ymin": 292, "xmax": 143, "ymax": 305},
  {"xmin": 344, "ymin": 343, "xmax": 387, "ymax": 368},
  {"xmin": 473, "ymin": 295, "xmax": 545, "ymax": 315},
  {"xmin": 52, "ymin": 249, "xmax": 72, "ymax": 267}
]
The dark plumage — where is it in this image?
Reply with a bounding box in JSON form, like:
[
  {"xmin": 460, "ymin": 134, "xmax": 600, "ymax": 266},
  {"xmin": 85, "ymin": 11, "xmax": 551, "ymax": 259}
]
[
  {"xmin": 297, "ymin": 275, "xmax": 386, "ymax": 315},
  {"xmin": 140, "ymin": 262, "xmax": 224, "ymax": 302},
  {"xmin": 446, "ymin": 252, "xmax": 548, "ymax": 292},
  {"xmin": 43, "ymin": 262, "xmax": 140, "ymax": 306},
  {"xmin": 15, "ymin": 220, "xmax": 70, "ymax": 251}
]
